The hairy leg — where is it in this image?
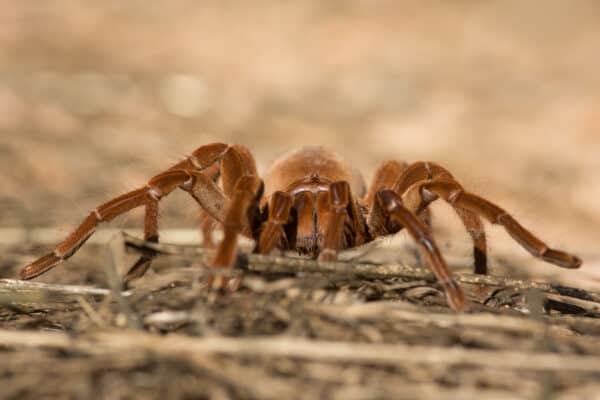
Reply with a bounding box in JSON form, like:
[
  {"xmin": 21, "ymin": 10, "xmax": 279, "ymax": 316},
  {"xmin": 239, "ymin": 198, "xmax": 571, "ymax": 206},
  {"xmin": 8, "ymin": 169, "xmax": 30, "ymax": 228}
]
[
  {"xmin": 128, "ymin": 144, "xmax": 259, "ymax": 285},
  {"xmin": 293, "ymin": 191, "xmax": 318, "ymax": 257},
  {"xmin": 124, "ymin": 145, "xmax": 236, "ymax": 284},
  {"xmin": 394, "ymin": 162, "xmax": 488, "ymax": 274},
  {"xmin": 362, "ymin": 160, "xmax": 408, "ymax": 208},
  {"xmin": 20, "ymin": 169, "xmax": 193, "ymax": 280},
  {"xmin": 123, "ymin": 200, "xmax": 160, "ymax": 284},
  {"xmin": 208, "ymin": 145, "xmax": 264, "ymax": 289},
  {"xmin": 199, "ymin": 211, "xmax": 218, "ymax": 248},
  {"xmin": 209, "ymin": 175, "xmax": 263, "ymax": 289},
  {"xmin": 375, "ymin": 190, "xmax": 466, "ymax": 311},
  {"xmin": 20, "ymin": 143, "xmax": 251, "ymax": 282},
  {"xmin": 256, "ymin": 191, "xmax": 293, "ymax": 254},
  {"xmin": 196, "ymin": 161, "xmax": 222, "ymax": 248},
  {"xmin": 421, "ymin": 179, "xmax": 582, "ymax": 269},
  {"xmin": 318, "ymin": 181, "xmax": 351, "ymax": 262},
  {"xmin": 454, "ymin": 207, "xmax": 487, "ymax": 274},
  {"xmin": 124, "ymin": 144, "xmax": 263, "ymax": 288}
]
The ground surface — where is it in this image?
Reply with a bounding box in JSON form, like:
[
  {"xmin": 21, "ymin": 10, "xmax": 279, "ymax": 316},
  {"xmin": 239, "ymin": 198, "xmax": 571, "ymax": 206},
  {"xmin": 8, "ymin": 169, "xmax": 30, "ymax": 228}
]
[
  {"xmin": 1, "ymin": 233, "xmax": 600, "ymax": 400},
  {"xmin": 1, "ymin": 1, "xmax": 600, "ymax": 399}
]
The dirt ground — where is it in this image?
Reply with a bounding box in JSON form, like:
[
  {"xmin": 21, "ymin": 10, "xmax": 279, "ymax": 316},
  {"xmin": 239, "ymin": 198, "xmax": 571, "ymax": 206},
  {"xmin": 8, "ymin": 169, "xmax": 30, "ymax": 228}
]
[{"xmin": 1, "ymin": 1, "xmax": 600, "ymax": 399}]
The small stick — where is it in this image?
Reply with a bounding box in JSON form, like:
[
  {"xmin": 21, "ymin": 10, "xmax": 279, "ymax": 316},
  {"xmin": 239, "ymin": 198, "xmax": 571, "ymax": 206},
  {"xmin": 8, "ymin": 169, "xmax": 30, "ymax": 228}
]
[
  {"xmin": 106, "ymin": 232, "xmax": 142, "ymax": 329},
  {"xmin": 0, "ymin": 279, "xmax": 117, "ymax": 297},
  {"xmin": 0, "ymin": 279, "xmax": 126, "ymax": 307},
  {"xmin": 122, "ymin": 233, "xmax": 600, "ymax": 304},
  {"xmin": 305, "ymin": 302, "xmax": 548, "ymax": 334},
  {"xmin": 76, "ymin": 296, "xmax": 107, "ymax": 328}
]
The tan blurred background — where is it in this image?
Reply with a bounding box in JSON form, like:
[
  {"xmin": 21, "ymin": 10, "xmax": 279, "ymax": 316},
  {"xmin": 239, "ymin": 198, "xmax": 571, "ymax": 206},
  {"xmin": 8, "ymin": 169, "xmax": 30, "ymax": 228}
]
[{"xmin": 1, "ymin": 1, "xmax": 599, "ymax": 286}]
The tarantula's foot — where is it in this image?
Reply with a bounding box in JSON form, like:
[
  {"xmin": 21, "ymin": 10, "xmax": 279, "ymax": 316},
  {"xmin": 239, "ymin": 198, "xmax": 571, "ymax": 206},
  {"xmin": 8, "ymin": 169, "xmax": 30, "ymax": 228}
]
[
  {"xmin": 542, "ymin": 248, "xmax": 582, "ymax": 269},
  {"xmin": 20, "ymin": 253, "xmax": 63, "ymax": 280},
  {"xmin": 441, "ymin": 278, "xmax": 468, "ymax": 312},
  {"xmin": 203, "ymin": 268, "xmax": 242, "ymax": 292},
  {"xmin": 318, "ymin": 249, "xmax": 337, "ymax": 263}
]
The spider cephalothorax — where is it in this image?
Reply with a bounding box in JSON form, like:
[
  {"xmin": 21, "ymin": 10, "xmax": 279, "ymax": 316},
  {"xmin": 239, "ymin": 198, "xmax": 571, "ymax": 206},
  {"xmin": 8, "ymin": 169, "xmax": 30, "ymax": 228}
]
[{"xmin": 21, "ymin": 143, "xmax": 582, "ymax": 311}]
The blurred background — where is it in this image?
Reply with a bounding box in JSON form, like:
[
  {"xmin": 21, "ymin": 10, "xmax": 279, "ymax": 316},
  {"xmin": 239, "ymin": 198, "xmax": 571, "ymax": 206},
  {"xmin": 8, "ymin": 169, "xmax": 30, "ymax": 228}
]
[{"xmin": 1, "ymin": 1, "xmax": 599, "ymax": 286}]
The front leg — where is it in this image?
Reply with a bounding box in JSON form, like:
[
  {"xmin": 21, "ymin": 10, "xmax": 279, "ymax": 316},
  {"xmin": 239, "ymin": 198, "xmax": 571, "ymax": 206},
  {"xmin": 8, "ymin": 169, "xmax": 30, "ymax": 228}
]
[
  {"xmin": 20, "ymin": 142, "xmax": 245, "ymax": 283},
  {"xmin": 125, "ymin": 167, "xmax": 231, "ymax": 285},
  {"xmin": 123, "ymin": 200, "xmax": 160, "ymax": 284},
  {"xmin": 20, "ymin": 170, "xmax": 193, "ymax": 280},
  {"xmin": 126, "ymin": 144, "xmax": 262, "ymax": 288},
  {"xmin": 365, "ymin": 160, "xmax": 489, "ymax": 275},
  {"xmin": 316, "ymin": 181, "xmax": 367, "ymax": 262},
  {"xmin": 373, "ymin": 190, "xmax": 467, "ymax": 311},
  {"xmin": 209, "ymin": 175, "xmax": 263, "ymax": 290},
  {"xmin": 318, "ymin": 181, "xmax": 352, "ymax": 262},
  {"xmin": 256, "ymin": 191, "xmax": 293, "ymax": 254},
  {"xmin": 193, "ymin": 144, "xmax": 264, "ymax": 290}
]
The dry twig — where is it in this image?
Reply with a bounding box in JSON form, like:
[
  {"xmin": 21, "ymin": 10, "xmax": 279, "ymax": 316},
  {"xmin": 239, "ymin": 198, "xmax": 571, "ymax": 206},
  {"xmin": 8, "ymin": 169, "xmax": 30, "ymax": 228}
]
[{"xmin": 1, "ymin": 328, "xmax": 599, "ymax": 372}]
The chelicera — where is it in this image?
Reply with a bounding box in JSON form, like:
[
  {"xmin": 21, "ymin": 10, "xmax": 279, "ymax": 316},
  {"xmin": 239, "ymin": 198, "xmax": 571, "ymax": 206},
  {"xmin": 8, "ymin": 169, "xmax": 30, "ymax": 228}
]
[{"xmin": 21, "ymin": 144, "xmax": 582, "ymax": 311}]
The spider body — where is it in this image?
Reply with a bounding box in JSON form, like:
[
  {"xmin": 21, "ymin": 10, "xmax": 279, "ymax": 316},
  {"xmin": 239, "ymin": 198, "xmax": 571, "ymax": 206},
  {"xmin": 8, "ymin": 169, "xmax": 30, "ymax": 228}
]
[
  {"xmin": 263, "ymin": 147, "xmax": 366, "ymax": 257},
  {"xmin": 263, "ymin": 147, "xmax": 365, "ymax": 196},
  {"xmin": 21, "ymin": 143, "xmax": 582, "ymax": 311}
]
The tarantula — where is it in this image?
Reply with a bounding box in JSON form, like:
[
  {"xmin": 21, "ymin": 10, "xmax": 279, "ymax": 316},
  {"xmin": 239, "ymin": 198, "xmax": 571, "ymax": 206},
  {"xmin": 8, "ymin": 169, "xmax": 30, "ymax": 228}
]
[{"xmin": 20, "ymin": 144, "xmax": 582, "ymax": 311}]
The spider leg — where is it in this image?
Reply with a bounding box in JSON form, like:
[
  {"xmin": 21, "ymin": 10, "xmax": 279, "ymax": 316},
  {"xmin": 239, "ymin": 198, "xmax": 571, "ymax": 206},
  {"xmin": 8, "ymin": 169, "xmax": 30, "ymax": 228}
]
[
  {"xmin": 256, "ymin": 191, "xmax": 293, "ymax": 254},
  {"xmin": 393, "ymin": 162, "xmax": 488, "ymax": 275},
  {"xmin": 129, "ymin": 144, "xmax": 262, "ymax": 289},
  {"xmin": 196, "ymin": 162, "xmax": 222, "ymax": 248},
  {"xmin": 363, "ymin": 160, "xmax": 408, "ymax": 208},
  {"xmin": 453, "ymin": 207, "xmax": 487, "ymax": 274},
  {"xmin": 293, "ymin": 191, "xmax": 318, "ymax": 257},
  {"xmin": 208, "ymin": 145, "xmax": 264, "ymax": 290},
  {"xmin": 374, "ymin": 189, "xmax": 466, "ymax": 311},
  {"xmin": 421, "ymin": 179, "xmax": 582, "ymax": 269},
  {"xmin": 123, "ymin": 200, "xmax": 160, "ymax": 284},
  {"xmin": 209, "ymin": 175, "xmax": 263, "ymax": 290},
  {"xmin": 199, "ymin": 213, "xmax": 218, "ymax": 248},
  {"xmin": 127, "ymin": 144, "xmax": 260, "ymax": 286},
  {"xmin": 408, "ymin": 207, "xmax": 433, "ymax": 267},
  {"xmin": 125, "ymin": 163, "xmax": 231, "ymax": 284},
  {"xmin": 20, "ymin": 142, "xmax": 247, "ymax": 282},
  {"xmin": 20, "ymin": 169, "xmax": 193, "ymax": 280},
  {"xmin": 317, "ymin": 181, "xmax": 358, "ymax": 261}
]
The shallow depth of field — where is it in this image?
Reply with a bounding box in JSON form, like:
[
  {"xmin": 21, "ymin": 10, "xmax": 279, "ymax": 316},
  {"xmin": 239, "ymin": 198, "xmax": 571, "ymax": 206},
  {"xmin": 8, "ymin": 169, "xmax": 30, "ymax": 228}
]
[{"xmin": 1, "ymin": 1, "xmax": 600, "ymax": 399}]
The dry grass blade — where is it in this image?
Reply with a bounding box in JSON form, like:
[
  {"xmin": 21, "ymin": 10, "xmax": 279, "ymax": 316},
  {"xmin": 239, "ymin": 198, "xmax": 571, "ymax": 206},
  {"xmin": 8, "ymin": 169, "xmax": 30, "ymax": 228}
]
[
  {"xmin": 3, "ymin": 229, "xmax": 600, "ymax": 398},
  {"xmin": 1, "ymin": 329, "xmax": 599, "ymax": 372},
  {"xmin": 0, "ymin": 278, "xmax": 124, "ymax": 308},
  {"xmin": 0, "ymin": 279, "xmax": 116, "ymax": 297}
]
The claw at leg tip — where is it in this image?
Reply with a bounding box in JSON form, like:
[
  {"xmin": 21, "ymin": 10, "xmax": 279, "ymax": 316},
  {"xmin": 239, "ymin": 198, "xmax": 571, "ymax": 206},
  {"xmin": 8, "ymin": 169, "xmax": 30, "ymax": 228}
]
[{"xmin": 446, "ymin": 286, "xmax": 467, "ymax": 312}]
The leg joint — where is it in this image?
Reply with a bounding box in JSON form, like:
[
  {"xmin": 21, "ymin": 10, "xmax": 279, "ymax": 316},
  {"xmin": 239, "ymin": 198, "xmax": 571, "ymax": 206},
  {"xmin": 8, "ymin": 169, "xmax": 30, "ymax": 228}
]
[
  {"xmin": 376, "ymin": 189, "xmax": 402, "ymax": 213},
  {"xmin": 329, "ymin": 181, "xmax": 350, "ymax": 207},
  {"xmin": 495, "ymin": 212, "xmax": 509, "ymax": 225},
  {"xmin": 418, "ymin": 236, "xmax": 435, "ymax": 253},
  {"xmin": 447, "ymin": 188, "xmax": 463, "ymax": 204},
  {"xmin": 179, "ymin": 174, "xmax": 195, "ymax": 191},
  {"xmin": 146, "ymin": 185, "xmax": 163, "ymax": 201}
]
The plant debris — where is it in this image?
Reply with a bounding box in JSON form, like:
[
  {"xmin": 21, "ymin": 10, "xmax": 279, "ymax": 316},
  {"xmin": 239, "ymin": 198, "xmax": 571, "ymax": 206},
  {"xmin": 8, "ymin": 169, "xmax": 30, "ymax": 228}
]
[{"xmin": 1, "ymin": 231, "xmax": 599, "ymax": 399}]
